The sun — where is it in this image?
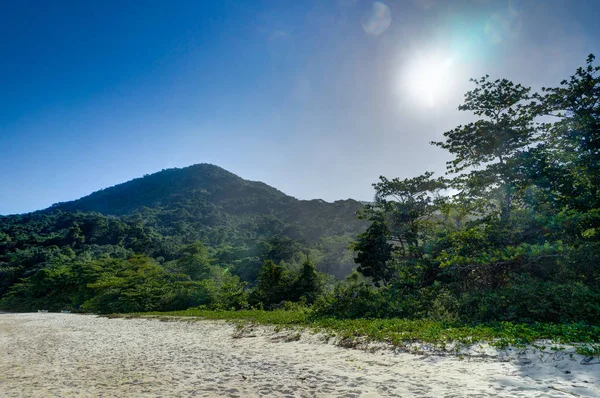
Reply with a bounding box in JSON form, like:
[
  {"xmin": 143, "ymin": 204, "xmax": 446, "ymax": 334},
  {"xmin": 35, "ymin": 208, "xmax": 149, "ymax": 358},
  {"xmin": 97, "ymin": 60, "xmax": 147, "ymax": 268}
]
[{"xmin": 401, "ymin": 50, "xmax": 456, "ymax": 108}]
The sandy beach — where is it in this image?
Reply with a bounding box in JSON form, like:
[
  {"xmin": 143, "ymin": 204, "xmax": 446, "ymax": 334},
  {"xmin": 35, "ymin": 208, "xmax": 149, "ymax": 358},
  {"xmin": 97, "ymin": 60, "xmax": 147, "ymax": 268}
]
[{"xmin": 0, "ymin": 313, "xmax": 598, "ymax": 397}]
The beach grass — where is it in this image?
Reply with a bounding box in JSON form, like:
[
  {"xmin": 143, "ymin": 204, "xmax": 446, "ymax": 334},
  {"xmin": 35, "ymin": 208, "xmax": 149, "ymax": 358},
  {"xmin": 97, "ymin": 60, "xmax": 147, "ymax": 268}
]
[{"xmin": 114, "ymin": 308, "xmax": 600, "ymax": 356}]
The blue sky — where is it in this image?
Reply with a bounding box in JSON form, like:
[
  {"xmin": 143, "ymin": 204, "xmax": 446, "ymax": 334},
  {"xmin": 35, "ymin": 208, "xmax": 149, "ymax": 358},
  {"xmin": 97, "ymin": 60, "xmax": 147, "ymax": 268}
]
[{"xmin": 1, "ymin": 0, "xmax": 599, "ymax": 215}]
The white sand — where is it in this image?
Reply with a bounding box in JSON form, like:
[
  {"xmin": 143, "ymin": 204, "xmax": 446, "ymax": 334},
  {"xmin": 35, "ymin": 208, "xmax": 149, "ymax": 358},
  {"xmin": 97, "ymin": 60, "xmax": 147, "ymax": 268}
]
[{"xmin": 0, "ymin": 313, "xmax": 598, "ymax": 397}]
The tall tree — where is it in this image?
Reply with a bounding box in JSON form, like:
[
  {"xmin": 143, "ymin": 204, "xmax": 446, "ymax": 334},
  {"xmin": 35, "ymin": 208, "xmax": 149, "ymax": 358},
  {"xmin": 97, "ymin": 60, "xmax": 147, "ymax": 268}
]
[
  {"xmin": 533, "ymin": 54, "xmax": 600, "ymax": 212},
  {"xmin": 373, "ymin": 172, "xmax": 446, "ymax": 259},
  {"xmin": 352, "ymin": 212, "xmax": 394, "ymax": 286},
  {"xmin": 171, "ymin": 241, "xmax": 212, "ymax": 280},
  {"xmin": 293, "ymin": 258, "xmax": 324, "ymax": 304},
  {"xmin": 254, "ymin": 259, "xmax": 288, "ymax": 305},
  {"xmin": 353, "ymin": 173, "xmax": 444, "ymax": 286},
  {"xmin": 432, "ymin": 76, "xmax": 537, "ymax": 218}
]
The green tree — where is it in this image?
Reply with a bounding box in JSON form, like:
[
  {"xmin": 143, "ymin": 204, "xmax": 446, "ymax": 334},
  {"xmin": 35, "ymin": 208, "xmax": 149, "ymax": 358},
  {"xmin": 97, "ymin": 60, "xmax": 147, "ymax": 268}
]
[
  {"xmin": 66, "ymin": 222, "xmax": 85, "ymax": 248},
  {"xmin": 170, "ymin": 241, "xmax": 213, "ymax": 280},
  {"xmin": 352, "ymin": 212, "xmax": 394, "ymax": 286},
  {"xmin": 293, "ymin": 258, "xmax": 325, "ymax": 304},
  {"xmin": 253, "ymin": 259, "xmax": 288, "ymax": 305},
  {"xmin": 432, "ymin": 76, "xmax": 537, "ymax": 219},
  {"xmin": 265, "ymin": 236, "xmax": 302, "ymax": 264},
  {"xmin": 83, "ymin": 255, "xmax": 177, "ymax": 313},
  {"xmin": 532, "ymin": 54, "xmax": 600, "ymax": 212},
  {"xmin": 353, "ymin": 173, "xmax": 445, "ymax": 286},
  {"xmin": 373, "ymin": 172, "xmax": 446, "ymax": 259}
]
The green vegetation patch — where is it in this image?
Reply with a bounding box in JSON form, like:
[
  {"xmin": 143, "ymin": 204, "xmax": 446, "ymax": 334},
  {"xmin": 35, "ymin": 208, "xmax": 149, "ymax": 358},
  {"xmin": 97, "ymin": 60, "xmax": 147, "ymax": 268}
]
[{"xmin": 122, "ymin": 309, "xmax": 600, "ymax": 356}]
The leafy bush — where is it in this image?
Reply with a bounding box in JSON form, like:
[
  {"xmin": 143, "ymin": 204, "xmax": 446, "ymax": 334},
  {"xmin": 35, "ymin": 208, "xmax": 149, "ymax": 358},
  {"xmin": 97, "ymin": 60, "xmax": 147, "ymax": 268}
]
[{"xmin": 459, "ymin": 275, "xmax": 600, "ymax": 324}]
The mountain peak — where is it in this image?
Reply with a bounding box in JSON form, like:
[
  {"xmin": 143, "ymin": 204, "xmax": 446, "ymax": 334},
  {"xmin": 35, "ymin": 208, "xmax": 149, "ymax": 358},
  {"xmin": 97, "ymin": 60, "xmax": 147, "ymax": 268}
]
[{"xmin": 50, "ymin": 163, "xmax": 288, "ymax": 216}]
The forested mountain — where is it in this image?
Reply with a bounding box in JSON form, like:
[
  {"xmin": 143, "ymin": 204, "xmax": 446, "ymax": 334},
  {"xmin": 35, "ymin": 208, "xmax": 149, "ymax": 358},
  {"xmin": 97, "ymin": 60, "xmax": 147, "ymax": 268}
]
[
  {"xmin": 0, "ymin": 165, "xmax": 366, "ymax": 311},
  {"xmin": 48, "ymin": 163, "xmax": 364, "ymax": 244}
]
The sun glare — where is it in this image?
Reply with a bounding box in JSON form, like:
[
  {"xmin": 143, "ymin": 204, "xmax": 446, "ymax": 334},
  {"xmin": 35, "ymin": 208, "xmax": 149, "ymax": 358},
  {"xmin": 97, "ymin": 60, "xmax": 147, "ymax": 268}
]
[{"xmin": 401, "ymin": 51, "xmax": 457, "ymax": 108}]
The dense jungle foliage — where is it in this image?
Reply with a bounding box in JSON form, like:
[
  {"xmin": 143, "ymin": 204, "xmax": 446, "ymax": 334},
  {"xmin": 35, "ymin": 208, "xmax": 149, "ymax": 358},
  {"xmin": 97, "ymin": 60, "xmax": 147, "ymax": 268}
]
[{"xmin": 1, "ymin": 55, "xmax": 599, "ymax": 326}]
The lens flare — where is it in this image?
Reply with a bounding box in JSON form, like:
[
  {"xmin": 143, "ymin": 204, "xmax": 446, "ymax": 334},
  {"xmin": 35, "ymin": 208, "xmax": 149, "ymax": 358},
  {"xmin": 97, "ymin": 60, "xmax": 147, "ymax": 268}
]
[
  {"xmin": 484, "ymin": 11, "xmax": 522, "ymax": 44},
  {"xmin": 362, "ymin": 2, "xmax": 392, "ymax": 36}
]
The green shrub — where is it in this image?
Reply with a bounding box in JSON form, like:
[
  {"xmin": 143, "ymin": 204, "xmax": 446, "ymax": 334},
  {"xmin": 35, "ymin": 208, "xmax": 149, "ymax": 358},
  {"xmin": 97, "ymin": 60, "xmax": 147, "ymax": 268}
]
[{"xmin": 459, "ymin": 275, "xmax": 600, "ymax": 324}]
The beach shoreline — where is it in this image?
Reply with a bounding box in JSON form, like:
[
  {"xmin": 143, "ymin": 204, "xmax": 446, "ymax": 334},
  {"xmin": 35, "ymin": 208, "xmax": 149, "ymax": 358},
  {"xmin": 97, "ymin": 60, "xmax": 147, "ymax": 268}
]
[{"xmin": 0, "ymin": 313, "xmax": 598, "ymax": 397}]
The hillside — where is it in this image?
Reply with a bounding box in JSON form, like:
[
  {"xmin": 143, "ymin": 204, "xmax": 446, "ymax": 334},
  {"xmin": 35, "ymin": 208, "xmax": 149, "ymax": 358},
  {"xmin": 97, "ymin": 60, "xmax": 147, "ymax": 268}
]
[
  {"xmin": 50, "ymin": 164, "xmax": 289, "ymax": 216},
  {"xmin": 48, "ymin": 163, "xmax": 365, "ymax": 242},
  {"xmin": 0, "ymin": 164, "xmax": 366, "ymax": 302}
]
